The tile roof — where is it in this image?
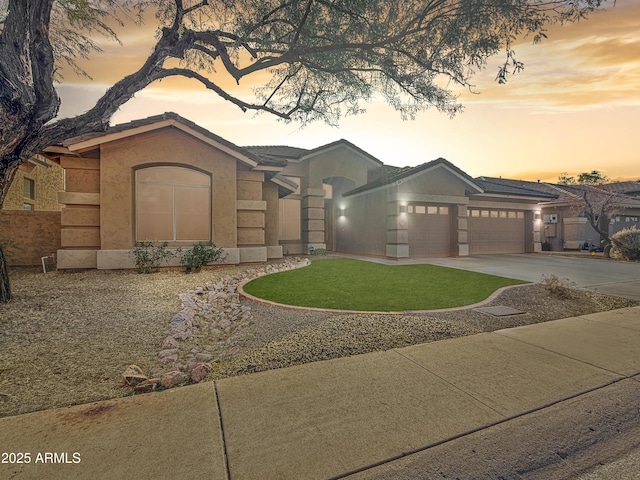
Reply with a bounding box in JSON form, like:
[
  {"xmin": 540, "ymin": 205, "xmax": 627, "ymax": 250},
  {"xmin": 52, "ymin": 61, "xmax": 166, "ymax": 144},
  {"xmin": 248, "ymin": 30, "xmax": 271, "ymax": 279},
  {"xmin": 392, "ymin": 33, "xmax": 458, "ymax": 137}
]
[
  {"xmin": 475, "ymin": 177, "xmax": 559, "ymax": 199},
  {"xmin": 243, "ymin": 146, "xmax": 309, "ymax": 166},
  {"xmin": 245, "ymin": 139, "xmax": 383, "ymax": 167},
  {"xmin": 476, "ymin": 177, "xmax": 640, "ymax": 207},
  {"xmin": 601, "ymin": 181, "xmax": 640, "ymax": 196}
]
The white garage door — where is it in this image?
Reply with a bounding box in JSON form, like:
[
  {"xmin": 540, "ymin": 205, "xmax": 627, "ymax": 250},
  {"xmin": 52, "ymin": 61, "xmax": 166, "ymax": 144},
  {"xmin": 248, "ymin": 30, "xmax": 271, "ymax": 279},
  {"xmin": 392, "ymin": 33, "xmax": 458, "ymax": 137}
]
[
  {"xmin": 407, "ymin": 205, "xmax": 451, "ymax": 257},
  {"xmin": 468, "ymin": 209, "xmax": 525, "ymax": 254}
]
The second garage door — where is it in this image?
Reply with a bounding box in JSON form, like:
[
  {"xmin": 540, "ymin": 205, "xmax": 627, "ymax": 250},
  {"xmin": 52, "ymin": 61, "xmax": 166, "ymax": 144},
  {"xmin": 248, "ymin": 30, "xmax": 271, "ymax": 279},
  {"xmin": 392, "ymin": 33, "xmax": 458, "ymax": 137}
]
[{"xmin": 468, "ymin": 209, "xmax": 525, "ymax": 254}]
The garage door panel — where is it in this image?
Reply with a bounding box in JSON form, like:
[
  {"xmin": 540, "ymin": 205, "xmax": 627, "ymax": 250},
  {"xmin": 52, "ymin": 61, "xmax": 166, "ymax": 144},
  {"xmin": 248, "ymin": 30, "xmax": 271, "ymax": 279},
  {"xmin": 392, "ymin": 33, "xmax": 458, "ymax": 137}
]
[
  {"xmin": 469, "ymin": 212, "xmax": 525, "ymax": 254},
  {"xmin": 408, "ymin": 206, "xmax": 451, "ymax": 257}
]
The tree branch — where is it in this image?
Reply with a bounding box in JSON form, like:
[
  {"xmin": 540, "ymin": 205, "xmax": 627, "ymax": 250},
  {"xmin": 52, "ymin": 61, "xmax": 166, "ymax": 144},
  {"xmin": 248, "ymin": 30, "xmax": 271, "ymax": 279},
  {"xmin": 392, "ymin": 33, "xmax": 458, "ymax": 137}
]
[{"xmin": 156, "ymin": 67, "xmax": 292, "ymax": 119}]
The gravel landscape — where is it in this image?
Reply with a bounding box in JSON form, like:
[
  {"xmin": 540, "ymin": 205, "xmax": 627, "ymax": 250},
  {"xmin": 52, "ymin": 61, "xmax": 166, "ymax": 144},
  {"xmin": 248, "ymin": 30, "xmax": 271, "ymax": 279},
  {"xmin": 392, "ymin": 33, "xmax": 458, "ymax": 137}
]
[{"xmin": 1, "ymin": 257, "xmax": 637, "ymax": 419}]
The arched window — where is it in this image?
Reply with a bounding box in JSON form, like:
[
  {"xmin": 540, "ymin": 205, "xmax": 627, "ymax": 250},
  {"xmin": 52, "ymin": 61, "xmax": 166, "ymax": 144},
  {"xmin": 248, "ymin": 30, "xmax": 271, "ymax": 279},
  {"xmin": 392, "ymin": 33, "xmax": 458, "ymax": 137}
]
[{"xmin": 135, "ymin": 166, "xmax": 211, "ymax": 242}]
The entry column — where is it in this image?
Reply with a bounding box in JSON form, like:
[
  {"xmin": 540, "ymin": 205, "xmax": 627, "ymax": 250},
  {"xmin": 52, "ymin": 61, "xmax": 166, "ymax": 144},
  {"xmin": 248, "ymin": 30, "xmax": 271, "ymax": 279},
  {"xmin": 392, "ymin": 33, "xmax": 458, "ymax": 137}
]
[
  {"xmin": 302, "ymin": 188, "xmax": 326, "ymax": 252},
  {"xmin": 455, "ymin": 204, "xmax": 469, "ymax": 257},
  {"xmin": 386, "ymin": 201, "xmax": 409, "ymax": 258}
]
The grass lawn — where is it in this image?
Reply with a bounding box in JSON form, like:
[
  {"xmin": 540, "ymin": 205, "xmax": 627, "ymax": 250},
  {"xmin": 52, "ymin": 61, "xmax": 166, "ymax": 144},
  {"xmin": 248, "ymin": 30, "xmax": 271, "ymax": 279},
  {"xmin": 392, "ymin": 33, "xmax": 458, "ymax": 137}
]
[{"xmin": 243, "ymin": 258, "xmax": 528, "ymax": 311}]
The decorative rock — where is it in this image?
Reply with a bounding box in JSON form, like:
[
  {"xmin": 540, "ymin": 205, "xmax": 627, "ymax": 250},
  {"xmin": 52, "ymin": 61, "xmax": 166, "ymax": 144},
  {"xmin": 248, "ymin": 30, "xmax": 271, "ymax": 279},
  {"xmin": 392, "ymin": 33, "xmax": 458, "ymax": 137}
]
[
  {"xmin": 152, "ymin": 257, "xmax": 309, "ymax": 387},
  {"xmin": 122, "ymin": 365, "xmax": 148, "ymax": 386},
  {"xmin": 173, "ymin": 331, "xmax": 192, "ymax": 341},
  {"xmin": 195, "ymin": 352, "xmax": 212, "ymax": 362},
  {"xmin": 178, "ymin": 293, "xmax": 197, "ymax": 309},
  {"xmin": 161, "ymin": 370, "xmax": 186, "ymax": 389},
  {"xmin": 170, "ymin": 310, "xmax": 193, "ymax": 327},
  {"xmin": 133, "ymin": 378, "xmax": 160, "ymax": 394},
  {"xmin": 171, "ymin": 323, "xmax": 190, "ymax": 333},
  {"xmin": 159, "ymin": 348, "xmax": 178, "ymax": 364},
  {"xmin": 162, "ymin": 336, "xmax": 180, "ymax": 349},
  {"xmin": 159, "ymin": 348, "xmax": 179, "ymax": 358},
  {"xmin": 189, "ymin": 362, "xmax": 213, "ymax": 383}
]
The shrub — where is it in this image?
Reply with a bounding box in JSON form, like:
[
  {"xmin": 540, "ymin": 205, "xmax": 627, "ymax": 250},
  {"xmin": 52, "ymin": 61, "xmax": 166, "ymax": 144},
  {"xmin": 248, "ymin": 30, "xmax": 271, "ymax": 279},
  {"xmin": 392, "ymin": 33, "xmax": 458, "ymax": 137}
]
[
  {"xmin": 129, "ymin": 241, "xmax": 175, "ymax": 274},
  {"xmin": 177, "ymin": 242, "xmax": 225, "ymax": 273},
  {"xmin": 541, "ymin": 274, "xmax": 575, "ymax": 299},
  {"xmin": 611, "ymin": 227, "xmax": 640, "ymax": 261}
]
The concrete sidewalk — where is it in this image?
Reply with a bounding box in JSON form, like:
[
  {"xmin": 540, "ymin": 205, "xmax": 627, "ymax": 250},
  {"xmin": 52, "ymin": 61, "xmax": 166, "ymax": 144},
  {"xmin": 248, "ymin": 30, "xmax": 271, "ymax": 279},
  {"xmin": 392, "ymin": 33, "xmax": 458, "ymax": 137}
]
[{"xmin": 2, "ymin": 307, "xmax": 640, "ymax": 480}]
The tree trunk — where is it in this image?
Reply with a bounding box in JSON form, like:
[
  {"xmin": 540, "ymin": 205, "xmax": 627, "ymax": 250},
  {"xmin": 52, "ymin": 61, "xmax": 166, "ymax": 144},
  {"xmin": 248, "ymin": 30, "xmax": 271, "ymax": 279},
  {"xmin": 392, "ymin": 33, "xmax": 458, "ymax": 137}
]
[
  {"xmin": 0, "ymin": 160, "xmax": 19, "ymax": 303},
  {"xmin": 0, "ymin": 243, "xmax": 10, "ymax": 303}
]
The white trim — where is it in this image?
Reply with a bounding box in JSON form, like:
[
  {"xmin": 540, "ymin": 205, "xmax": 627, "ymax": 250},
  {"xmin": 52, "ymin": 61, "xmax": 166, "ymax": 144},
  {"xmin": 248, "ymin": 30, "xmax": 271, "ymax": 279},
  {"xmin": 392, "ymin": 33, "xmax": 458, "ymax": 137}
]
[
  {"xmin": 28, "ymin": 154, "xmax": 52, "ymax": 168},
  {"xmin": 270, "ymin": 175, "xmax": 298, "ymax": 193},
  {"xmin": 254, "ymin": 165, "xmax": 284, "ymax": 172}
]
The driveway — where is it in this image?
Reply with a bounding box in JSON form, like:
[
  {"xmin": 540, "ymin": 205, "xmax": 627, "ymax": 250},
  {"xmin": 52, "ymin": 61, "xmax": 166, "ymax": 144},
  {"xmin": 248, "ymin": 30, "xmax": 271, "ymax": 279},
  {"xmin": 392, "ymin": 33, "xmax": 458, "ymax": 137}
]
[{"xmin": 422, "ymin": 254, "xmax": 640, "ymax": 301}]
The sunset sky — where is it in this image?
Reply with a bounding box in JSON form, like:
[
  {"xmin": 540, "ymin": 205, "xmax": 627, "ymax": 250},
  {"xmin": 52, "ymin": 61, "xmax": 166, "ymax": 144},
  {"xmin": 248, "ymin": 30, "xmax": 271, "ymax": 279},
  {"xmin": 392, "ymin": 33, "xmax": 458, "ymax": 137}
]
[{"xmin": 56, "ymin": 0, "xmax": 640, "ymax": 182}]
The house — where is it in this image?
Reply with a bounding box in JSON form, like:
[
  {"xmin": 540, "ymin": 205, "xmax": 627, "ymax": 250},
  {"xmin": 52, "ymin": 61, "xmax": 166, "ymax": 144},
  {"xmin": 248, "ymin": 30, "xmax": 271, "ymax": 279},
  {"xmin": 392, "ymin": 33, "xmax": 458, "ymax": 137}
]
[
  {"xmin": 2, "ymin": 154, "xmax": 64, "ymax": 212},
  {"xmin": 0, "ymin": 155, "xmax": 64, "ymax": 266},
  {"xmin": 40, "ymin": 112, "xmax": 637, "ymax": 269},
  {"xmin": 477, "ymin": 177, "xmax": 640, "ymax": 250}
]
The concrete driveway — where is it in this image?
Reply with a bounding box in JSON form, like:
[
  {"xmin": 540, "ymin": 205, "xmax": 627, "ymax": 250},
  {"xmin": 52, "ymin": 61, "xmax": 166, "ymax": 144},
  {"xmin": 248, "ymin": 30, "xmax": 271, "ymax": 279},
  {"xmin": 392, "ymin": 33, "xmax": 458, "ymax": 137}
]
[{"xmin": 422, "ymin": 254, "xmax": 640, "ymax": 301}]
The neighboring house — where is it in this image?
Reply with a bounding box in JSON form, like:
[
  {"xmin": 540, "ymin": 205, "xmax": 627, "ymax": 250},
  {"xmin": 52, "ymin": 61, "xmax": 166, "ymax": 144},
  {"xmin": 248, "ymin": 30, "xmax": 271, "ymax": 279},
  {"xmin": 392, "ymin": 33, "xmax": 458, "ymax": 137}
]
[
  {"xmin": 2, "ymin": 155, "xmax": 64, "ymax": 211},
  {"xmin": 0, "ymin": 155, "xmax": 64, "ymax": 266},
  {"xmin": 38, "ymin": 112, "xmax": 637, "ymax": 269},
  {"xmin": 477, "ymin": 177, "xmax": 640, "ymax": 250}
]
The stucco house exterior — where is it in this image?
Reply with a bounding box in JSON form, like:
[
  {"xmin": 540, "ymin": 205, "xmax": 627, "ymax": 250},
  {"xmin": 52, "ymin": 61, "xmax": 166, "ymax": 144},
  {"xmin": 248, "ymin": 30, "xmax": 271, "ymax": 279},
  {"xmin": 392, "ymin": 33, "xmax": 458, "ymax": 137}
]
[
  {"xmin": 476, "ymin": 177, "xmax": 640, "ymax": 251},
  {"xmin": 40, "ymin": 112, "xmax": 638, "ymax": 269}
]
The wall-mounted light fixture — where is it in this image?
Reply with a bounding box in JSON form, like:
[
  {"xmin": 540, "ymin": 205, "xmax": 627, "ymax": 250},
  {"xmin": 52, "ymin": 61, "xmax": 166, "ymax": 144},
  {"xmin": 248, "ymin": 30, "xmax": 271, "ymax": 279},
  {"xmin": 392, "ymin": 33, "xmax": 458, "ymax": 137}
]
[
  {"xmin": 399, "ymin": 204, "xmax": 408, "ymax": 214},
  {"xmin": 339, "ymin": 206, "xmax": 346, "ymax": 217}
]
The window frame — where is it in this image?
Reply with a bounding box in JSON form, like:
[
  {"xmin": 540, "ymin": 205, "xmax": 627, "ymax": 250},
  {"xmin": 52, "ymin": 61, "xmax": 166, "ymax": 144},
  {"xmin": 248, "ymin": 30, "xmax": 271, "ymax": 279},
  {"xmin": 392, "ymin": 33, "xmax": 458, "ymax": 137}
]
[{"xmin": 134, "ymin": 165, "xmax": 212, "ymax": 243}]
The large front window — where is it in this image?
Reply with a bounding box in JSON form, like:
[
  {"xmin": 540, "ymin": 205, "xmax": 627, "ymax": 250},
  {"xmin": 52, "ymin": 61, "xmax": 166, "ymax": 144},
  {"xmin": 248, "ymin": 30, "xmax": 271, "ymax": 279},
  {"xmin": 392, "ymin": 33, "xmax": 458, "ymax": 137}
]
[{"xmin": 135, "ymin": 166, "xmax": 211, "ymax": 242}]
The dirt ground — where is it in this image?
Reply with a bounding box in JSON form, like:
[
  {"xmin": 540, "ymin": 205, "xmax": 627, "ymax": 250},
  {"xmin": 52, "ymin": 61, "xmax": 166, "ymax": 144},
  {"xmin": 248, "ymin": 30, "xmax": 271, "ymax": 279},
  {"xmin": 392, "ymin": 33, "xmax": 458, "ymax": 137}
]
[{"xmin": 0, "ymin": 263, "xmax": 637, "ymax": 419}]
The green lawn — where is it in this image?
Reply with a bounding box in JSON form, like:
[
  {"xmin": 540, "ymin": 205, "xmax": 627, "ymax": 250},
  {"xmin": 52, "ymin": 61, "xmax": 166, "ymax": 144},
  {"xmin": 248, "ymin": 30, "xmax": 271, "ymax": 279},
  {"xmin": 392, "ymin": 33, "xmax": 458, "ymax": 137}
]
[{"xmin": 243, "ymin": 258, "xmax": 527, "ymax": 311}]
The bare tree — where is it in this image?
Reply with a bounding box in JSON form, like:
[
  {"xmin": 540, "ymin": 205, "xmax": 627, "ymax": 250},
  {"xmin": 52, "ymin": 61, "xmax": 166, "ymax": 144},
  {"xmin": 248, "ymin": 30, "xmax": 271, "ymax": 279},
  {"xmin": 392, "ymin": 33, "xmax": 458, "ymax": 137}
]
[
  {"xmin": 0, "ymin": 0, "xmax": 610, "ymax": 301},
  {"xmin": 559, "ymin": 171, "xmax": 620, "ymax": 254}
]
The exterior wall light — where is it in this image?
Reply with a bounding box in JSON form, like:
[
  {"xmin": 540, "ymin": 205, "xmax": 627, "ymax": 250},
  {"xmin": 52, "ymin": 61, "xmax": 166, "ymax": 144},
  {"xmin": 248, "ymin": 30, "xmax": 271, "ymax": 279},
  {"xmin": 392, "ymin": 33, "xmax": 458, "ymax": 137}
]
[
  {"xmin": 399, "ymin": 204, "xmax": 408, "ymax": 214},
  {"xmin": 339, "ymin": 207, "xmax": 346, "ymax": 217}
]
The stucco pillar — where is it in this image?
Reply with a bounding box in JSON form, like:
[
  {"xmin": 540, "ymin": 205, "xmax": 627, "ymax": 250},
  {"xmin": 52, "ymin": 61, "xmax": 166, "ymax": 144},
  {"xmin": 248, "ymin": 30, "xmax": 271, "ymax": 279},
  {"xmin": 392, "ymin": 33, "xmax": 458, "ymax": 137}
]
[
  {"xmin": 455, "ymin": 204, "xmax": 469, "ymax": 257},
  {"xmin": 526, "ymin": 210, "xmax": 542, "ymax": 253},
  {"xmin": 57, "ymin": 156, "xmax": 101, "ymax": 269},
  {"xmin": 386, "ymin": 201, "xmax": 409, "ymax": 258},
  {"xmin": 237, "ymin": 171, "xmax": 267, "ymax": 263},
  {"xmin": 262, "ymin": 181, "xmax": 283, "ymax": 259},
  {"xmin": 302, "ymin": 188, "xmax": 326, "ymax": 251}
]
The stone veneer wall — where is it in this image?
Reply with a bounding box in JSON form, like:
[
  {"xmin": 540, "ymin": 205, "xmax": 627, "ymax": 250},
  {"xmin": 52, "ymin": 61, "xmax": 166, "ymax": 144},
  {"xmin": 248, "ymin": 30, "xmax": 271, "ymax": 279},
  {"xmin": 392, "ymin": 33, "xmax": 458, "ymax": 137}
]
[{"xmin": 0, "ymin": 211, "xmax": 61, "ymax": 266}]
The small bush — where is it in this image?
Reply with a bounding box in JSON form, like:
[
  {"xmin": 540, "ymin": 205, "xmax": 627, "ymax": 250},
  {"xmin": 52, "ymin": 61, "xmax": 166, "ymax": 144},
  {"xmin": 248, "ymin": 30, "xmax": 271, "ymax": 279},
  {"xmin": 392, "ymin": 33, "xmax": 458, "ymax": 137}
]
[
  {"xmin": 611, "ymin": 227, "xmax": 640, "ymax": 261},
  {"xmin": 311, "ymin": 248, "xmax": 328, "ymax": 256},
  {"xmin": 178, "ymin": 242, "xmax": 225, "ymax": 273},
  {"xmin": 129, "ymin": 241, "xmax": 175, "ymax": 274},
  {"xmin": 541, "ymin": 274, "xmax": 575, "ymax": 299}
]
